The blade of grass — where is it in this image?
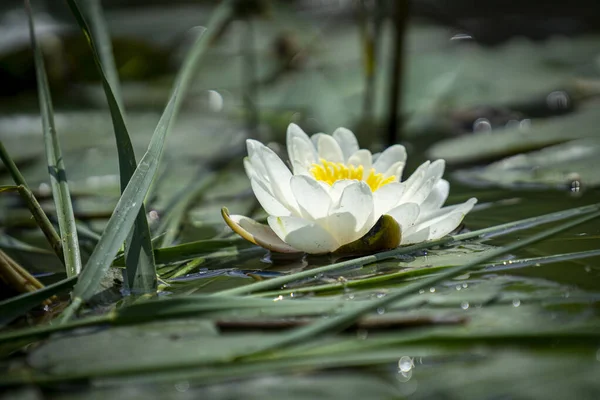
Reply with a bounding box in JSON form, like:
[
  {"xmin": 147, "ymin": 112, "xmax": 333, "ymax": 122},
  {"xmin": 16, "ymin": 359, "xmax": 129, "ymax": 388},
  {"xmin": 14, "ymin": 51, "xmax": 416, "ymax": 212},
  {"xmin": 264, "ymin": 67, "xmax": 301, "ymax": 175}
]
[
  {"xmin": 235, "ymin": 210, "xmax": 600, "ymax": 358},
  {"xmin": 60, "ymin": 0, "xmax": 234, "ymax": 321},
  {"xmin": 80, "ymin": 0, "xmax": 123, "ymax": 109},
  {"xmin": 24, "ymin": 1, "xmax": 82, "ymax": 277},
  {"xmin": 0, "ymin": 249, "xmax": 44, "ymax": 294},
  {"xmin": 113, "ymin": 237, "xmax": 254, "ymax": 266},
  {"xmin": 60, "ymin": 92, "xmax": 178, "ymax": 321},
  {"xmin": 0, "ymin": 183, "xmax": 62, "ymax": 259},
  {"xmin": 255, "ymin": 248, "xmax": 600, "ymax": 297},
  {"xmin": 0, "ymin": 276, "xmax": 77, "ymax": 327},
  {"xmin": 216, "ymin": 203, "xmax": 600, "ymax": 296},
  {"xmin": 68, "ymin": 0, "xmax": 156, "ymax": 294}
]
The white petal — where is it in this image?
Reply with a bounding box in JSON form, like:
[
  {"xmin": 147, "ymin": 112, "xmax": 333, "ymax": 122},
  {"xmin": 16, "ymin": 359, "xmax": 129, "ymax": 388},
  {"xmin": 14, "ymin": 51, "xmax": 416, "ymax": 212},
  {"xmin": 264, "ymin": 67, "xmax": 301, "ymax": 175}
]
[
  {"xmin": 373, "ymin": 145, "xmax": 407, "ymax": 174},
  {"xmin": 290, "ymin": 175, "xmax": 331, "ymax": 221},
  {"xmin": 332, "ymin": 127, "xmax": 359, "ymax": 161},
  {"xmin": 347, "ymin": 149, "xmax": 373, "ymax": 179},
  {"xmin": 372, "ymin": 182, "xmax": 405, "ymax": 218},
  {"xmin": 250, "ymin": 178, "xmax": 291, "ymax": 217},
  {"xmin": 257, "ymin": 144, "xmax": 298, "ymax": 213},
  {"xmin": 387, "ymin": 202, "xmax": 420, "ymax": 232},
  {"xmin": 317, "ymin": 134, "xmax": 345, "ymax": 163},
  {"xmin": 400, "ymin": 227, "xmax": 430, "ymax": 245},
  {"xmin": 426, "ymin": 212, "xmax": 465, "ymax": 241},
  {"xmin": 222, "ymin": 210, "xmax": 299, "ymax": 253},
  {"xmin": 289, "ymin": 136, "xmax": 317, "ymax": 175},
  {"xmin": 424, "ymin": 159, "xmax": 445, "ymax": 184},
  {"xmin": 268, "ymin": 216, "xmax": 339, "ymax": 254},
  {"xmin": 417, "ymin": 197, "xmax": 477, "ymax": 225},
  {"xmin": 246, "ymin": 139, "xmax": 262, "ymax": 160},
  {"xmin": 243, "ymin": 157, "xmax": 256, "ymax": 180},
  {"xmin": 395, "ymin": 163, "xmax": 406, "ymax": 180},
  {"xmin": 399, "ymin": 162, "xmax": 428, "ymax": 203},
  {"xmin": 246, "ymin": 140, "xmax": 268, "ymax": 178},
  {"xmin": 327, "ymin": 181, "xmax": 374, "ymax": 245},
  {"xmin": 420, "ymin": 179, "xmax": 449, "ymax": 214},
  {"xmin": 348, "ymin": 149, "xmax": 373, "ymax": 168},
  {"xmin": 287, "ymin": 124, "xmax": 317, "ymax": 174},
  {"xmin": 383, "ymin": 161, "xmax": 406, "ymax": 180},
  {"xmin": 403, "ymin": 161, "xmax": 430, "ymax": 188},
  {"xmin": 408, "ymin": 177, "xmax": 437, "ymax": 206},
  {"xmin": 402, "ymin": 210, "xmax": 466, "ymax": 244},
  {"xmin": 329, "ymin": 179, "xmax": 355, "ymax": 204},
  {"xmin": 310, "ymin": 133, "xmax": 325, "ymax": 148}
]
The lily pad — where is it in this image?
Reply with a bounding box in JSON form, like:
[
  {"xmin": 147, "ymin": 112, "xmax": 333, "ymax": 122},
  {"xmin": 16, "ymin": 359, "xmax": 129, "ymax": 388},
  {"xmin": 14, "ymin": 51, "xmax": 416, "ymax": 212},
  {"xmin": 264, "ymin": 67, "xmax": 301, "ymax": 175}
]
[
  {"xmin": 453, "ymin": 138, "xmax": 600, "ymax": 189},
  {"xmin": 427, "ymin": 106, "xmax": 600, "ymax": 164}
]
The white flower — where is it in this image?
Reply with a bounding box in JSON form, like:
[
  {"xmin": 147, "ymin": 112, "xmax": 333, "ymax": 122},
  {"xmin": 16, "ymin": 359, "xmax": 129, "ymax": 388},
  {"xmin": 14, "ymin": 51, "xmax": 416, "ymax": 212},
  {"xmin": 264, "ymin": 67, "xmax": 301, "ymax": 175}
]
[{"xmin": 222, "ymin": 123, "xmax": 477, "ymax": 254}]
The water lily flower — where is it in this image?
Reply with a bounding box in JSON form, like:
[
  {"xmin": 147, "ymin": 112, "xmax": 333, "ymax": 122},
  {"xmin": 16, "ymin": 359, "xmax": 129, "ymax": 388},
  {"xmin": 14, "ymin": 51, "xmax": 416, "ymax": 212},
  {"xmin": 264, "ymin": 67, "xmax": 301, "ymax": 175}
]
[{"xmin": 222, "ymin": 124, "xmax": 477, "ymax": 254}]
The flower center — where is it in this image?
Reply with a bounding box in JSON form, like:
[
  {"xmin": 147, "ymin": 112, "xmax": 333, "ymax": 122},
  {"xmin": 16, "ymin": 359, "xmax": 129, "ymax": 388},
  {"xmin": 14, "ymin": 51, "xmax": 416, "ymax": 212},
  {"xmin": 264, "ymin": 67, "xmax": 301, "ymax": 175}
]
[{"xmin": 310, "ymin": 159, "xmax": 395, "ymax": 192}]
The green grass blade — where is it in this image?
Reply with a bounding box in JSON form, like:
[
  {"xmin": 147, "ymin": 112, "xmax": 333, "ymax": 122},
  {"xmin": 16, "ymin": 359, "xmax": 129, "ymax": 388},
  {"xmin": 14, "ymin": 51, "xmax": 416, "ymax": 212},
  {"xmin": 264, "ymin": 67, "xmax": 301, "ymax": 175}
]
[
  {"xmin": 216, "ymin": 203, "xmax": 600, "ymax": 296},
  {"xmin": 62, "ymin": 93, "xmax": 178, "ymax": 320},
  {"xmin": 59, "ymin": 0, "xmax": 234, "ymax": 316},
  {"xmin": 0, "ymin": 155, "xmax": 62, "ymax": 258},
  {"xmin": 67, "ymin": 0, "xmax": 156, "ymax": 294},
  {"xmin": 113, "ymin": 238, "xmax": 252, "ymax": 266},
  {"xmin": 0, "ymin": 276, "xmax": 77, "ymax": 327},
  {"xmin": 256, "ymin": 248, "xmax": 600, "ymax": 297},
  {"xmin": 24, "ymin": 0, "xmax": 82, "ymax": 278},
  {"xmin": 80, "ymin": 0, "xmax": 124, "ymax": 109},
  {"xmin": 237, "ymin": 210, "xmax": 600, "ymax": 358}
]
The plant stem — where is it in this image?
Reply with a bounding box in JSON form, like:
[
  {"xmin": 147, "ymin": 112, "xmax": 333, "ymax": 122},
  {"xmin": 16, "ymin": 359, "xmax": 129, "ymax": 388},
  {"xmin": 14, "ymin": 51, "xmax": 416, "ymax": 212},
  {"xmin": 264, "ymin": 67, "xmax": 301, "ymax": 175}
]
[{"xmin": 386, "ymin": 0, "xmax": 409, "ymax": 146}]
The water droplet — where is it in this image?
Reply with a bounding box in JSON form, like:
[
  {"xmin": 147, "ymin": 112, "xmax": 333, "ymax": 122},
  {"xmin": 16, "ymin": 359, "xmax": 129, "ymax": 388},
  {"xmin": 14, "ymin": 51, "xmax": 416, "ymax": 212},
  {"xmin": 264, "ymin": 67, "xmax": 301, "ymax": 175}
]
[
  {"xmin": 585, "ymin": 266, "xmax": 592, "ymax": 273},
  {"xmin": 148, "ymin": 210, "xmax": 160, "ymax": 221},
  {"xmin": 398, "ymin": 356, "xmax": 413, "ymax": 372},
  {"xmin": 473, "ymin": 118, "xmax": 492, "ymax": 133},
  {"xmin": 567, "ymin": 173, "xmax": 582, "ymax": 193},
  {"xmin": 273, "ymin": 295, "xmax": 283, "ymax": 302},
  {"xmin": 396, "ymin": 369, "xmax": 413, "ymax": 382},
  {"xmin": 505, "ymin": 119, "xmax": 520, "ymax": 130},
  {"xmin": 347, "ymin": 293, "xmax": 355, "ymax": 300},
  {"xmin": 450, "ymin": 33, "xmax": 473, "ymax": 41},
  {"xmin": 376, "ymin": 307, "xmax": 385, "ymax": 315},
  {"xmin": 512, "ymin": 299, "xmax": 521, "ymax": 307},
  {"xmin": 429, "ymin": 287, "xmax": 436, "ymax": 293},
  {"xmin": 356, "ymin": 329, "xmax": 369, "ymax": 340},
  {"xmin": 455, "ymin": 285, "xmax": 462, "ymax": 291},
  {"xmin": 38, "ymin": 182, "xmax": 51, "ymax": 195},
  {"xmin": 462, "ymin": 283, "xmax": 468, "ymax": 289},
  {"xmin": 290, "ymin": 292, "xmax": 296, "ymax": 298},
  {"xmin": 546, "ymin": 90, "xmax": 570, "ymax": 110},
  {"xmin": 519, "ymin": 119, "xmax": 531, "ymax": 131},
  {"xmin": 207, "ymin": 90, "xmax": 224, "ymax": 112},
  {"xmin": 461, "ymin": 301, "xmax": 470, "ymax": 310},
  {"xmin": 174, "ymin": 381, "xmax": 189, "ymax": 392},
  {"xmin": 376, "ymin": 292, "xmax": 386, "ymax": 298},
  {"xmin": 418, "ymin": 289, "xmax": 425, "ymax": 294}
]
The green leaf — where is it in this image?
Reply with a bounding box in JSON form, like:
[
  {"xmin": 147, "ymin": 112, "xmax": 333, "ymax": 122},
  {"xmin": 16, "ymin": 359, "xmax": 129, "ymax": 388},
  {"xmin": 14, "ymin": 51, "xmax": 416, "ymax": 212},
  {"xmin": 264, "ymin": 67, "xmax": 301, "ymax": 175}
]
[
  {"xmin": 67, "ymin": 0, "xmax": 156, "ymax": 295},
  {"xmin": 61, "ymin": 0, "xmax": 235, "ymax": 320},
  {"xmin": 25, "ymin": 0, "xmax": 82, "ymax": 278}
]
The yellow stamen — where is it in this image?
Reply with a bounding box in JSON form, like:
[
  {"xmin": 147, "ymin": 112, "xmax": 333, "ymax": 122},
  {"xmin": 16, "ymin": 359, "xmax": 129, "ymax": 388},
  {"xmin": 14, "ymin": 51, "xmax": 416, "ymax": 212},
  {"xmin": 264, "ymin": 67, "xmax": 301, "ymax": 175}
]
[{"xmin": 310, "ymin": 158, "xmax": 395, "ymax": 192}]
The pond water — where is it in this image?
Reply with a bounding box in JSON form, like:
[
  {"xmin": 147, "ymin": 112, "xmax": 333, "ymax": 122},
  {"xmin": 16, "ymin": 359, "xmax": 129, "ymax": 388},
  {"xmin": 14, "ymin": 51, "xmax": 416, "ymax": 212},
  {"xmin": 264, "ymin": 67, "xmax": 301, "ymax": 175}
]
[{"xmin": 1, "ymin": 2, "xmax": 600, "ymax": 398}]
